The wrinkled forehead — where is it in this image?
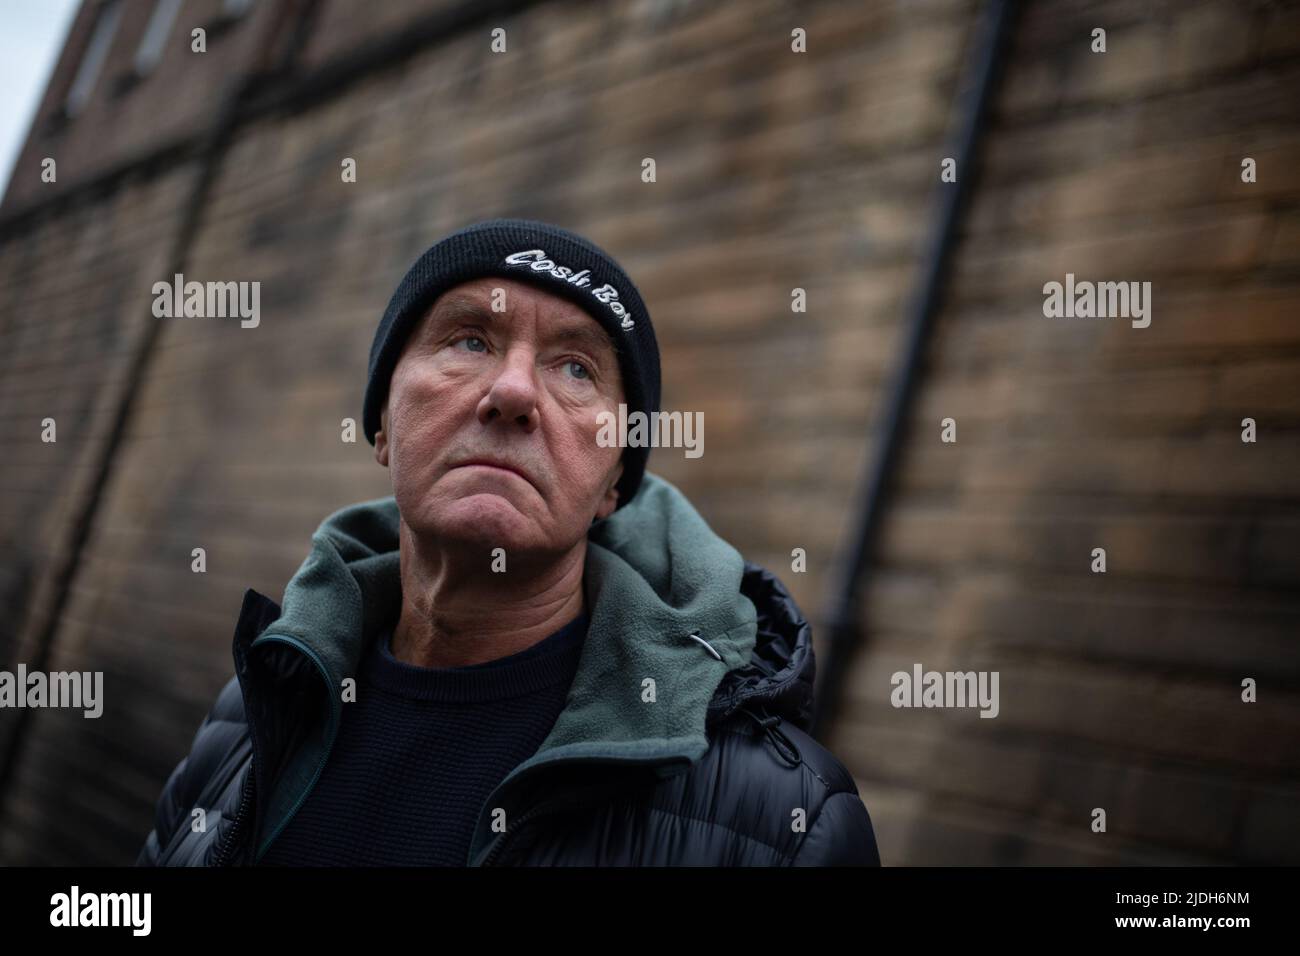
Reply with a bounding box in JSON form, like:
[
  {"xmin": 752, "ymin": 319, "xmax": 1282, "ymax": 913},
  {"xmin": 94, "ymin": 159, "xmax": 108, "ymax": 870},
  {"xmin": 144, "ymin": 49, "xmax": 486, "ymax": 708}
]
[{"xmin": 420, "ymin": 278, "xmax": 620, "ymax": 357}]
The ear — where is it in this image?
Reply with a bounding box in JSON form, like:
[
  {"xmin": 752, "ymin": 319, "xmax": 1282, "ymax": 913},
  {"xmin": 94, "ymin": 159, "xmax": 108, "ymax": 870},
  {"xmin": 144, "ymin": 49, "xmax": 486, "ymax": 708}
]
[
  {"xmin": 593, "ymin": 457, "xmax": 624, "ymax": 521},
  {"xmin": 374, "ymin": 404, "xmax": 390, "ymax": 467}
]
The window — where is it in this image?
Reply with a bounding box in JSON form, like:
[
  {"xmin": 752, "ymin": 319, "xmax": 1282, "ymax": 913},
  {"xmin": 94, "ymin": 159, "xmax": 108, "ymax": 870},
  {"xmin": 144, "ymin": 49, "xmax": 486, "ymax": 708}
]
[
  {"xmin": 64, "ymin": 0, "xmax": 123, "ymax": 116},
  {"xmin": 134, "ymin": 0, "xmax": 183, "ymax": 76}
]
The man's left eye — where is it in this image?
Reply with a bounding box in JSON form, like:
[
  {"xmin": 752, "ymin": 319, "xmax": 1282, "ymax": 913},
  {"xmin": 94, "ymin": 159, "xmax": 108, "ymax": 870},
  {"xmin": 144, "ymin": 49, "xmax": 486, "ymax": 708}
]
[{"xmin": 566, "ymin": 360, "xmax": 590, "ymax": 380}]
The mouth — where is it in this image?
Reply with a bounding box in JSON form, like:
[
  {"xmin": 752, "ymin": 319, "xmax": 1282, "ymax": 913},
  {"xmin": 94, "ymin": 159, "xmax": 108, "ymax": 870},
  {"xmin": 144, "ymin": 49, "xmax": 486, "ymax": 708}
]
[{"xmin": 452, "ymin": 459, "xmax": 534, "ymax": 487}]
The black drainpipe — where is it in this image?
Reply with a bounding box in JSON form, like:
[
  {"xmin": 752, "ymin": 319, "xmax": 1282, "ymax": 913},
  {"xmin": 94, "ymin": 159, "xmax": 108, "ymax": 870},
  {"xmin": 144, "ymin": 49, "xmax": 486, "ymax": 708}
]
[{"xmin": 811, "ymin": 0, "xmax": 1020, "ymax": 739}]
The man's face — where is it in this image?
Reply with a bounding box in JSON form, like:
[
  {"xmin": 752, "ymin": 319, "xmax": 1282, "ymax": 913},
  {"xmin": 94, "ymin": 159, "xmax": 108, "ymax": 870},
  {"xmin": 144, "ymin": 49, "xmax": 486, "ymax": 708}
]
[{"xmin": 375, "ymin": 277, "xmax": 625, "ymax": 560}]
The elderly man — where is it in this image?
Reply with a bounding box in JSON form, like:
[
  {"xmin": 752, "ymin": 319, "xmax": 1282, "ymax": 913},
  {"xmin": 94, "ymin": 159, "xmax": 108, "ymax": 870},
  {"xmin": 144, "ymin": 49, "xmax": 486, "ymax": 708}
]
[{"xmin": 136, "ymin": 218, "xmax": 880, "ymax": 866}]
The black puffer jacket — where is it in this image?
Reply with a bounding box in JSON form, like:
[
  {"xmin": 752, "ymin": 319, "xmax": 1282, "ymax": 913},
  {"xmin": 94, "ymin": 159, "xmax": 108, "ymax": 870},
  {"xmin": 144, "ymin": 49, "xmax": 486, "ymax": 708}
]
[{"xmin": 136, "ymin": 475, "xmax": 880, "ymax": 866}]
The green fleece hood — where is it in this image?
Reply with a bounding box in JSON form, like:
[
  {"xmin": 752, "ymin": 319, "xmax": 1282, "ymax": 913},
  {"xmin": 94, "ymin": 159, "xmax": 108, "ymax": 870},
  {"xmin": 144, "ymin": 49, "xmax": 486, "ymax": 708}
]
[{"xmin": 247, "ymin": 470, "xmax": 759, "ymax": 864}]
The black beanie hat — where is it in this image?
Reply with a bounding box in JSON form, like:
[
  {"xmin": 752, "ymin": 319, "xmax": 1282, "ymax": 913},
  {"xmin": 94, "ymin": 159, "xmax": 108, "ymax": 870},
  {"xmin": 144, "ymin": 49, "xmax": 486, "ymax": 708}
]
[{"xmin": 364, "ymin": 217, "xmax": 661, "ymax": 511}]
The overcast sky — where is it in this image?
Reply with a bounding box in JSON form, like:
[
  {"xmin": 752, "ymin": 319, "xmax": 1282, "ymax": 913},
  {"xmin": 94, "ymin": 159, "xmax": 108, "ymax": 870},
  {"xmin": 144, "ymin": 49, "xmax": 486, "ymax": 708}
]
[{"xmin": 0, "ymin": 0, "xmax": 82, "ymax": 201}]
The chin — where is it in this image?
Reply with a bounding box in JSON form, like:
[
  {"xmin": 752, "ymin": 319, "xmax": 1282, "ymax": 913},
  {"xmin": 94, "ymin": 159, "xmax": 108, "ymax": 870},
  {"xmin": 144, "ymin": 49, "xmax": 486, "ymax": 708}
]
[{"xmin": 432, "ymin": 493, "xmax": 538, "ymax": 549}]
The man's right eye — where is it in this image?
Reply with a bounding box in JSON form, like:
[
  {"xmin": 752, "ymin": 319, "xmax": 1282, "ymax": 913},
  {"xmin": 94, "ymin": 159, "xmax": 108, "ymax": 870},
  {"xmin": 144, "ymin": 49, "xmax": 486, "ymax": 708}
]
[{"xmin": 456, "ymin": 335, "xmax": 487, "ymax": 352}]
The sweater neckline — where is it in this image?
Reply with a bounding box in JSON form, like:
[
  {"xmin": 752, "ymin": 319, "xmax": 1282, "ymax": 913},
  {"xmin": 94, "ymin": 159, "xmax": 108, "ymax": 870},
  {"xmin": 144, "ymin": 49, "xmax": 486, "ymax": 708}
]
[{"xmin": 360, "ymin": 612, "xmax": 589, "ymax": 703}]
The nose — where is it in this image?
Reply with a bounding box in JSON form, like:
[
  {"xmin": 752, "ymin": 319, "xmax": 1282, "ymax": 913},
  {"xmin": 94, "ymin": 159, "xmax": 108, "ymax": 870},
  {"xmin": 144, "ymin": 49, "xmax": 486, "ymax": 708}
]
[{"xmin": 476, "ymin": 343, "xmax": 540, "ymax": 431}]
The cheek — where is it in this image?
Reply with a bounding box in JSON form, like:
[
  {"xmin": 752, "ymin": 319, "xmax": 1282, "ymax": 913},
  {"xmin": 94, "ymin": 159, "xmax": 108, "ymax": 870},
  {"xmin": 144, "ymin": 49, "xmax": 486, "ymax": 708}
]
[
  {"xmin": 387, "ymin": 371, "xmax": 460, "ymax": 462},
  {"xmin": 395, "ymin": 351, "xmax": 477, "ymax": 411},
  {"xmin": 554, "ymin": 415, "xmax": 618, "ymax": 494}
]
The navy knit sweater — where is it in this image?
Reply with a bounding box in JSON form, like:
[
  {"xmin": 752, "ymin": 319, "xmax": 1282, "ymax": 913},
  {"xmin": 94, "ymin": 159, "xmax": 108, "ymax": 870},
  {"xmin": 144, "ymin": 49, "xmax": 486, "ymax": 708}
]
[{"xmin": 259, "ymin": 611, "xmax": 589, "ymax": 866}]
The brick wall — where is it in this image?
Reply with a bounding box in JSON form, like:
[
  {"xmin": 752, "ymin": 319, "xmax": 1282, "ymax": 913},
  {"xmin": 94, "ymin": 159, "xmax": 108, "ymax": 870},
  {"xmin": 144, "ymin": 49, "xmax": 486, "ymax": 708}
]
[{"xmin": 833, "ymin": 0, "xmax": 1300, "ymax": 864}]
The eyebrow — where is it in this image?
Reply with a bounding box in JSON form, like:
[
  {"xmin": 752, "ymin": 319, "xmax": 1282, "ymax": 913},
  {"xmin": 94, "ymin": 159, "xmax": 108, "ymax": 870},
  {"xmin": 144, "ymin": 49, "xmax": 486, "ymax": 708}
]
[
  {"xmin": 428, "ymin": 295, "xmax": 620, "ymax": 364},
  {"xmin": 551, "ymin": 324, "xmax": 620, "ymax": 363}
]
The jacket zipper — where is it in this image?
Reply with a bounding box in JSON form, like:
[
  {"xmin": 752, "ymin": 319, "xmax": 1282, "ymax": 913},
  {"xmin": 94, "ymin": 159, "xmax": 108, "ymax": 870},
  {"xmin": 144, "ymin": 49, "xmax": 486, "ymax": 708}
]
[
  {"xmin": 243, "ymin": 632, "xmax": 342, "ymax": 864},
  {"xmin": 479, "ymin": 796, "xmax": 571, "ymax": 866},
  {"xmin": 212, "ymin": 766, "xmax": 254, "ymax": 866},
  {"xmin": 475, "ymin": 771, "xmax": 649, "ymax": 866}
]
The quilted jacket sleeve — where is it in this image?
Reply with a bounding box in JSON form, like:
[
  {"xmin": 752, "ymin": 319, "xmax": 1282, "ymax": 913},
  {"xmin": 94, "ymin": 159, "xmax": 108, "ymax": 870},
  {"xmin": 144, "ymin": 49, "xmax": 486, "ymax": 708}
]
[
  {"xmin": 790, "ymin": 790, "xmax": 882, "ymax": 866},
  {"xmin": 134, "ymin": 675, "xmax": 244, "ymax": 866}
]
